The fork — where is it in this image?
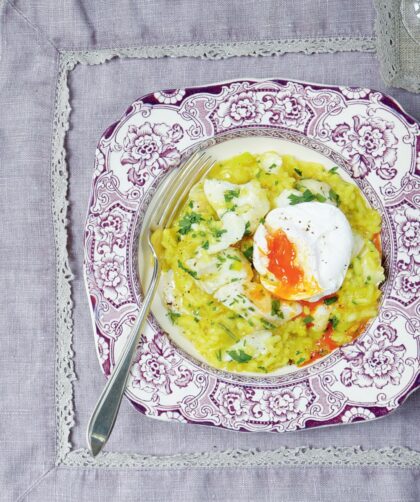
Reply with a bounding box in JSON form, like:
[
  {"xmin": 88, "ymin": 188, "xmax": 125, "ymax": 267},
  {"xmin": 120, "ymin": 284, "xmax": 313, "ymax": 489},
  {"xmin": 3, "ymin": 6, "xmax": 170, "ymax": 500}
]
[{"xmin": 86, "ymin": 150, "xmax": 215, "ymax": 456}]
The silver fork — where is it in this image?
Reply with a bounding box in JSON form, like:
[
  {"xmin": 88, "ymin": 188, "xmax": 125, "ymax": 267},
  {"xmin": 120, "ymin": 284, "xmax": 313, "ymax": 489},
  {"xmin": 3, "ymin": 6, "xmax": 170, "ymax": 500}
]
[{"xmin": 87, "ymin": 150, "xmax": 215, "ymax": 456}]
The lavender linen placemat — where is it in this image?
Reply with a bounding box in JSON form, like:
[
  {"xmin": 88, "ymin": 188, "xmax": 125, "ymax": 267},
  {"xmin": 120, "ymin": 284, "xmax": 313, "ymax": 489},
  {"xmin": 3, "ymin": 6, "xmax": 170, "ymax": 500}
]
[{"xmin": 1, "ymin": 1, "xmax": 419, "ymax": 501}]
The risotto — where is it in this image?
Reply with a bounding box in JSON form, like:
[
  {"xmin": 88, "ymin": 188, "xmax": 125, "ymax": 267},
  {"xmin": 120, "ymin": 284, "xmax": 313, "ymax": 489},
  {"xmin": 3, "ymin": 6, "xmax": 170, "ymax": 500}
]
[{"xmin": 152, "ymin": 151, "xmax": 384, "ymax": 374}]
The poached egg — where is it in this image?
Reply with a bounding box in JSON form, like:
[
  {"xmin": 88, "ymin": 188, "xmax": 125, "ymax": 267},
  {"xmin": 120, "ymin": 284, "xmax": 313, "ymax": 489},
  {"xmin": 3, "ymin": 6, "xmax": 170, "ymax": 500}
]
[{"xmin": 253, "ymin": 201, "xmax": 353, "ymax": 302}]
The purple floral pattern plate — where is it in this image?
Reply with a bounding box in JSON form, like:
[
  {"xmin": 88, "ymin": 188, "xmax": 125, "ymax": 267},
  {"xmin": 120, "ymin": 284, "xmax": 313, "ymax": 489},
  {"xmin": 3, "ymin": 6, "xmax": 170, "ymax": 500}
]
[{"xmin": 84, "ymin": 78, "xmax": 420, "ymax": 432}]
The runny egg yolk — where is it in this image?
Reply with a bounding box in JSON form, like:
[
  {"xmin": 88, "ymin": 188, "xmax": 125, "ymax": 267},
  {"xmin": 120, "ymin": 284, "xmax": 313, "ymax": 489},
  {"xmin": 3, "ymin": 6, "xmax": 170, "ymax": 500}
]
[
  {"xmin": 267, "ymin": 230, "xmax": 304, "ymax": 297},
  {"xmin": 265, "ymin": 229, "xmax": 320, "ymax": 300}
]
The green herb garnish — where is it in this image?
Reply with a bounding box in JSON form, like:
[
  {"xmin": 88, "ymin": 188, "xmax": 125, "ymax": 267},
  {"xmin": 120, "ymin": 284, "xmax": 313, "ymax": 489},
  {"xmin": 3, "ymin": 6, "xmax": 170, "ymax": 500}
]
[
  {"xmin": 244, "ymin": 221, "xmax": 251, "ymax": 236},
  {"xmin": 288, "ymin": 189, "xmax": 326, "ymax": 205},
  {"xmin": 329, "ymin": 315, "xmax": 339, "ymax": 329},
  {"xmin": 261, "ymin": 319, "xmax": 276, "ymax": 330},
  {"xmin": 271, "ymin": 299, "xmax": 284, "ymax": 318},
  {"xmin": 216, "ymin": 349, "xmax": 222, "ymax": 362},
  {"xmin": 224, "ymin": 189, "xmax": 240, "ymax": 202},
  {"xmin": 324, "ymin": 296, "xmax": 338, "ymax": 305},
  {"xmin": 166, "ymin": 310, "xmax": 181, "ymax": 324},
  {"xmin": 294, "ymin": 168, "xmax": 303, "ymax": 176},
  {"xmin": 177, "ymin": 260, "xmax": 197, "ymax": 278},
  {"xmin": 296, "ymin": 357, "xmax": 306, "ymax": 365},
  {"xmin": 303, "ymin": 315, "xmax": 314, "ymax": 325},
  {"xmin": 244, "ymin": 245, "xmax": 253, "ymax": 262},
  {"xmin": 178, "ymin": 212, "xmax": 203, "ymax": 235},
  {"xmin": 218, "ymin": 322, "xmax": 237, "ymax": 340},
  {"xmin": 258, "ymin": 366, "xmax": 268, "ymax": 373},
  {"xmin": 212, "ymin": 228, "xmax": 227, "ymax": 238},
  {"xmin": 202, "ymin": 240, "xmax": 209, "ymax": 250},
  {"xmin": 329, "ymin": 189, "xmax": 340, "ymax": 206},
  {"xmin": 227, "ymin": 349, "xmax": 252, "ymax": 363},
  {"xmin": 329, "ymin": 166, "xmax": 339, "ymax": 174}
]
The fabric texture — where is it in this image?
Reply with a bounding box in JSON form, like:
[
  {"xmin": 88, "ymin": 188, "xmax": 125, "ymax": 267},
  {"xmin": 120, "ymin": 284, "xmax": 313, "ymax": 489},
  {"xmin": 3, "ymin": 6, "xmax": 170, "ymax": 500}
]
[{"xmin": 1, "ymin": 1, "xmax": 419, "ymax": 501}]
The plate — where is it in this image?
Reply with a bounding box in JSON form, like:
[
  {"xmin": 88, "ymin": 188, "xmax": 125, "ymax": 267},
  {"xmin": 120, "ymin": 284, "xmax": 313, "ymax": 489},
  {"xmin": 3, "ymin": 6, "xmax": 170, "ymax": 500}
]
[{"xmin": 84, "ymin": 78, "xmax": 420, "ymax": 432}]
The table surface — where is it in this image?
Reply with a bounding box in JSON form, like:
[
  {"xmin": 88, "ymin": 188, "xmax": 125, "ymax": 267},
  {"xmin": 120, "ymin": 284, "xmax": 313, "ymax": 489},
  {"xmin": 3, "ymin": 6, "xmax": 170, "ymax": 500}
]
[{"xmin": 1, "ymin": 1, "xmax": 419, "ymax": 501}]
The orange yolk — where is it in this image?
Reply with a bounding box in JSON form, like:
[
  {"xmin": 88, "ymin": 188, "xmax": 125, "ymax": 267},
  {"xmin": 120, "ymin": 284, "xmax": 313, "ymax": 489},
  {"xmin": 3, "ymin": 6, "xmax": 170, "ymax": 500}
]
[{"xmin": 267, "ymin": 230, "xmax": 304, "ymax": 298}]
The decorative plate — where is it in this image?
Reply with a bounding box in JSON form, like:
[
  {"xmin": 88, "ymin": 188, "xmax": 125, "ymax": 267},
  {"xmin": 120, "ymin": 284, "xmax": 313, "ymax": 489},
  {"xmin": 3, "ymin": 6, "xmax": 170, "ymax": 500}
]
[{"xmin": 84, "ymin": 78, "xmax": 420, "ymax": 432}]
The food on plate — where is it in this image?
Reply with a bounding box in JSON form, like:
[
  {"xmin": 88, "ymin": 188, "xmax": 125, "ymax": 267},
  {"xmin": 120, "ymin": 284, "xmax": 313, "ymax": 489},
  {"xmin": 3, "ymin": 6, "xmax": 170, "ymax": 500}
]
[{"xmin": 152, "ymin": 151, "xmax": 384, "ymax": 373}]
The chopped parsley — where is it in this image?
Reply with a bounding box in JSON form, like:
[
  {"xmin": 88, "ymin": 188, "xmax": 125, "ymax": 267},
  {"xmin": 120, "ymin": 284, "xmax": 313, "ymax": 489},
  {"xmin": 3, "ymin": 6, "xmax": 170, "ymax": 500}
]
[
  {"xmin": 303, "ymin": 315, "xmax": 314, "ymax": 325},
  {"xmin": 324, "ymin": 296, "xmax": 338, "ymax": 305},
  {"xmin": 271, "ymin": 299, "xmax": 284, "ymax": 318},
  {"xmin": 227, "ymin": 254, "xmax": 241, "ymax": 262},
  {"xmin": 166, "ymin": 310, "xmax": 181, "ymax": 324},
  {"xmin": 188, "ymin": 200, "xmax": 194, "ymax": 208},
  {"xmin": 261, "ymin": 319, "xmax": 276, "ymax": 330},
  {"xmin": 178, "ymin": 212, "xmax": 203, "ymax": 235},
  {"xmin": 296, "ymin": 357, "xmax": 306, "ymax": 365},
  {"xmin": 211, "ymin": 227, "xmax": 227, "ymax": 239},
  {"xmin": 294, "ymin": 168, "xmax": 303, "ymax": 176},
  {"xmin": 218, "ymin": 322, "xmax": 237, "ymax": 340},
  {"xmin": 329, "ymin": 189, "xmax": 340, "ymax": 206},
  {"xmin": 244, "ymin": 221, "xmax": 251, "ymax": 236},
  {"xmin": 329, "ymin": 166, "xmax": 339, "ymax": 174},
  {"xmin": 329, "ymin": 315, "xmax": 339, "ymax": 329},
  {"xmin": 177, "ymin": 260, "xmax": 198, "ymax": 278},
  {"xmin": 202, "ymin": 240, "xmax": 209, "ymax": 250},
  {"xmin": 258, "ymin": 366, "xmax": 268, "ymax": 373},
  {"xmin": 268, "ymin": 163, "xmax": 277, "ymax": 170},
  {"xmin": 227, "ymin": 349, "xmax": 252, "ymax": 363},
  {"xmin": 224, "ymin": 189, "xmax": 240, "ymax": 202},
  {"xmin": 244, "ymin": 245, "xmax": 254, "ymax": 262},
  {"xmin": 288, "ymin": 189, "xmax": 326, "ymax": 205},
  {"xmin": 215, "ymin": 349, "xmax": 222, "ymax": 362}
]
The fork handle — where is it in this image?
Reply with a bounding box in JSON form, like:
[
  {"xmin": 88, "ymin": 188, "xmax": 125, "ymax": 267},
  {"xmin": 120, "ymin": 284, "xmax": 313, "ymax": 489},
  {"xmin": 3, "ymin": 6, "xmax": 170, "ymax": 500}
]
[{"xmin": 87, "ymin": 255, "xmax": 160, "ymax": 457}]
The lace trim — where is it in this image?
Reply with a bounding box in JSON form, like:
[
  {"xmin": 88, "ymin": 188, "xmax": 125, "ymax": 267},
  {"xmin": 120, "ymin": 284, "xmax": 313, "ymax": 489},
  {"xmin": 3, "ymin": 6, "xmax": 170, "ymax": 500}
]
[
  {"xmin": 53, "ymin": 53, "xmax": 77, "ymax": 465},
  {"xmin": 61, "ymin": 36, "xmax": 375, "ymax": 66},
  {"xmin": 53, "ymin": 39, "xmax": 419, "ymax": 470},
  {"xmin": 374, "ymin": 0, "xmax": 420, "ymax": 93},
  {"xmin": 65, "ymin": 447, "xmax": 420, "ymax": 469}
]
